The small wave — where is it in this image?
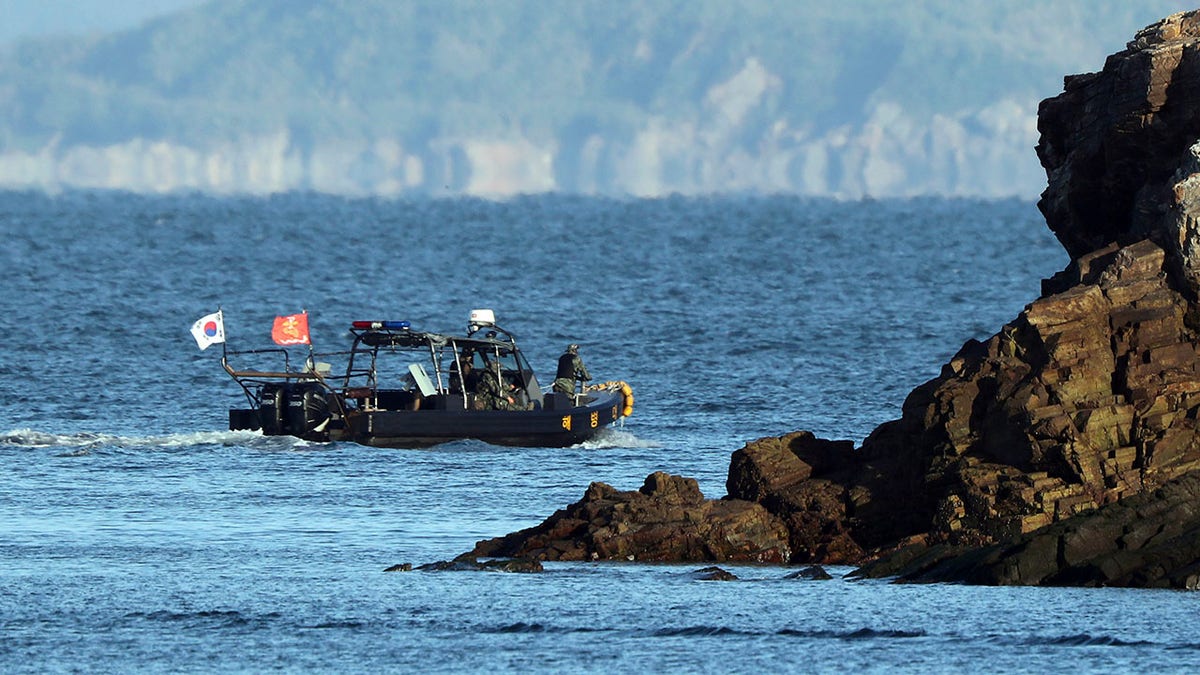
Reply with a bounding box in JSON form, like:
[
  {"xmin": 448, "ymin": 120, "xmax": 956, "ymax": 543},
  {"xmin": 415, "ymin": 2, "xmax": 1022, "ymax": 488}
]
[
  {"xmin": 305, "ymin": 619, "xmax": 368, "ymax": 630},
  {"xmin": 125, "ymin": 609, "xmax": 283, "ymax": 629},
  {"xmin": 986, "ymin": 631, "xmax": 1200, "ymax": 649},
  {"xmin": 0, "ymin": 427, "xmax": 318, "ymax": 452},
  {"xmin": 2, "ymin": 428, "xmax": 106, "ymax": 448},
  {"xmin": 493, "ymin": 622, "xmax": 550, "ymax": 634},
  {"xmin": 776, "ymin": 627, "xmax": 927, "ymax": 640},
  {"xmin": 487, "ymin": 619, "xmax": 614, "ymax": 629},
  {"xmin": 576, "ymin": 427, "xmax": 661, "ymax": 450},
  {"xmin": 484, "ymin": 623, "xmax": 929, "ymax": 640},
  {"xmin": 1028, "ymin": 633, "xmax": 1156, "ymax": 648},
  {"xmin": 652, "ymin": 626, "xmax": 745, "ymax": 637},
  {"xmin": 487, "ymin": 622, "xmax": 606, "ymax": 634},
  {"xmin": 842, "ymin": 627, "xmax": 927, "ymax": 639}
]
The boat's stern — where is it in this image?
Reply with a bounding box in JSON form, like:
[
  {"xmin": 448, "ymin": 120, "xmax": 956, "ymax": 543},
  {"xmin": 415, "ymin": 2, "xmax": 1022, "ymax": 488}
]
[{"xmin": 227, "ymin": 381, "xmax": 335, "ymax": 442}]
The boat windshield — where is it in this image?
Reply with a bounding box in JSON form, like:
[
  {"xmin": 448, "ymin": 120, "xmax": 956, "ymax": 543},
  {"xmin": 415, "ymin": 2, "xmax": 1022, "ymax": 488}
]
[{"xmin": 455, "ymin": 346, "xmax": 517, "ymax": 372}]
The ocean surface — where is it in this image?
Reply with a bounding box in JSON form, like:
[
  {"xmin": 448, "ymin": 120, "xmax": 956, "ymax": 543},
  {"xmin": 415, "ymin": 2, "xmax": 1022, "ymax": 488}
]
[{"xmin": 3, "ymin": 191, "xmax": 1198, "ymax": 673}]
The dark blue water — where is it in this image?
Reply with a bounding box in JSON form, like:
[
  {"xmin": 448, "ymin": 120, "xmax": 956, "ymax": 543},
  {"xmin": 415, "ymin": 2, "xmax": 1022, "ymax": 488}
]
[{"xmin": 3, "ymin": 192, "xmax": 1198, "ymax": 672}]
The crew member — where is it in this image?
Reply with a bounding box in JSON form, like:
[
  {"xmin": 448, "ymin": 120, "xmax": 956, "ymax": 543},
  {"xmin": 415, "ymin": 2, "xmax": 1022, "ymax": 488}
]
[
  {"xmin": 477, "ymin": 360, "xmax": 522, "ymax": 410},
  {"xmin": 450, "ymin": 352, "xmax": 476, "ymax": 394},
  {"xmin": 552, "ymin": 343, "xmax": 591, "ymax": 395}
]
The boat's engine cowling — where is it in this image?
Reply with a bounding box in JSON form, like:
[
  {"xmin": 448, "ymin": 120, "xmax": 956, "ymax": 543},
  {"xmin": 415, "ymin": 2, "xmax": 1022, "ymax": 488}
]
[
  {"xmin": 259, "ymin": 383, "xmax": 290, "ymax": 435},
  {"xmin": 286, "ymin": 383, "xmax": 331, "ymax": 441}
]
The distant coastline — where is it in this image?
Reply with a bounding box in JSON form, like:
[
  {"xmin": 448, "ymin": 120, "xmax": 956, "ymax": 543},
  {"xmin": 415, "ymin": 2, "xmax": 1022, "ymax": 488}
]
[
  {"xmin": 0, "ymin": 2, "xmax": 1185, "ymax": 198},
  {"xmin": 0, "ymin": 99, "xmax": 1041, "ymax": 198}
]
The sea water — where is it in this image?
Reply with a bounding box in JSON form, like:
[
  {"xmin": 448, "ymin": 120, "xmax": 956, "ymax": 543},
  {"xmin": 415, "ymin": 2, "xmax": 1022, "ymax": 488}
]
[{"xmin": 2, "ymin": 192, "xmax": 1198, "ymax": 673}]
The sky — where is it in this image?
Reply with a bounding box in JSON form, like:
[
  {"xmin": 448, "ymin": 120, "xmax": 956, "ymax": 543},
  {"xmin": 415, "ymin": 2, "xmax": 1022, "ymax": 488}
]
[{"xmin": 0, "ymin": 0, "xmax": 207, "ymax": 44}]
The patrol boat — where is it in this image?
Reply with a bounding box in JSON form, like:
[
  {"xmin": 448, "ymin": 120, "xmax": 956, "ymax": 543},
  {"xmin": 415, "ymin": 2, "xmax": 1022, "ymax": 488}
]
[{"xmin": 223, "ymin": 310, "xmax": 634, "ymax": 448}]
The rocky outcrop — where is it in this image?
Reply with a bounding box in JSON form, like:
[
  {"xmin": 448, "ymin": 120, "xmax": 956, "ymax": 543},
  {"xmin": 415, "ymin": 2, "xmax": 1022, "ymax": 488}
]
[
  {"xmin": 855, "ymin": 470, "xmax": 1200, "ymax": 588},
  {"xmin": 469, "ymin": 472, "xmax": 791, "ymax": 563},
  {"xmin": 1037, "ymin": 11, "xmax": 1200, "ymax": 296},
  {"xmin": 725, "ymin": 432, "xmax": 866, "ymax": 563},
  {"xmin": 463, "ymin": 12, "xmax": 1200, "ymax": 587},
  {"xmin": 838, "ymin": 237, "xmax": 1200, "ymax": 553}
]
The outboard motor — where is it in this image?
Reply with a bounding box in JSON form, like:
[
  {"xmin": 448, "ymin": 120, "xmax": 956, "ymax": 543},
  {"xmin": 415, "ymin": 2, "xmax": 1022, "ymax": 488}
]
[
  {"xmin": 286, "ymin": 383, "xmax": 331, "ymax": 441},
  {"xmin": 259, "ymin": 382, "xmax": 290, "ymax": 435}
]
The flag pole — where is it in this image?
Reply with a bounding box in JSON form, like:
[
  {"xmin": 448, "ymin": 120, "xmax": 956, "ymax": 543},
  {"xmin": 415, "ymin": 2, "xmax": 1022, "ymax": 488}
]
[
  {"xmin": 304, "ymin": 309, "xmax": 315, "ymax": 370},
  {"xmin": 305, "ymin": 308, "xmax": 313, "ymax": 354},
  {"xmin": 219, "ymin": 306, "xmax": 227, "ymax": 360}
]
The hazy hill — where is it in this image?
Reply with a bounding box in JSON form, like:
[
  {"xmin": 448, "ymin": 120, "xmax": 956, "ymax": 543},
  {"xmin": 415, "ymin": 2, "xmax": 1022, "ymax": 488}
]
[{"xmin": 0, "ymin": 0, "xmax": 1189, "ymax": 197}]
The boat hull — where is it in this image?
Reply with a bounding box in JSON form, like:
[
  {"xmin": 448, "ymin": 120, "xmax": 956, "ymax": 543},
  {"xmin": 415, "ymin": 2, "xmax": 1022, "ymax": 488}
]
[
  {"xmin": 232, "ymin": 388, "xmax": 627, "ymax": 448},
  {"xmin": 337, "ymin": 389, "xmax": 626, "ymax": 448}
]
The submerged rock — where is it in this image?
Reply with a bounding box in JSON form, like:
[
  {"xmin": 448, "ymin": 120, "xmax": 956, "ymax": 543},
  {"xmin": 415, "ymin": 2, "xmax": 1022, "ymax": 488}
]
[
  {"xmin": 417, "ymin": 556, "xmax": 544, "ymax": 573},
  {"xmin": 688, "ymin": 566, "xmax": 739, "ymax": 581},
  {"xmin": 462, "ymin": 11, "xmax": 1200, "ymax": 587},
  {"xmin": 784, "ymin": 565, "xmax": 833, "ymax": 581}
]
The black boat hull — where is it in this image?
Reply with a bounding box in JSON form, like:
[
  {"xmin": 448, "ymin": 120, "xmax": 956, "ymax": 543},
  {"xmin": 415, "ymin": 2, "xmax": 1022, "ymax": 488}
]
[
  {"xmin": 232, "ymin": 389, "xmax": 627, "ymax": 448},
  {"xmin": 340, "ymin": 389, "xmax": 625, "ymax": 447}
]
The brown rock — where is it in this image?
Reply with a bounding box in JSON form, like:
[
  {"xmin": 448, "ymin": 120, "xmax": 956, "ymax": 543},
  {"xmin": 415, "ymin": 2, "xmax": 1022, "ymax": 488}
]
[
  {"xmin": 456, "ymin": 11, "xmax": 1200, "ymax": 587},
  {"xmin": 1037, "ymin": 11, "xmax": 1200, "ymax": 297},
  {"xmin": 872, "ymin": 470, "xmax": 1200, "ymax": 588},
  {"xmin": 833, "ymin": 12, "xmax": 1200, "ymax": 581},
  {"xmin": 468, "ymin": 472, "xmax": 792, "ymax": 564},
  {"xmin": 726, "ymin": 432, "xmax": 865, "ymax": 563}
]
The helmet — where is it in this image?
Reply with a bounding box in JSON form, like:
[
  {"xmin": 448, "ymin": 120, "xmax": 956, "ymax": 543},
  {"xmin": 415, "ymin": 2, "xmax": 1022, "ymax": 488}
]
[{"xmin": 567, "ymin": 343, "xmax": 579, "ymax": 354}]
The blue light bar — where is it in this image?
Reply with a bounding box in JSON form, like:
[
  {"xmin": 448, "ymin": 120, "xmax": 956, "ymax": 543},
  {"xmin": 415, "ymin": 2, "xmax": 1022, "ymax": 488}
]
[{"xmin": 351, "ymin": 320, "xmax": 411, "ymax": 330}]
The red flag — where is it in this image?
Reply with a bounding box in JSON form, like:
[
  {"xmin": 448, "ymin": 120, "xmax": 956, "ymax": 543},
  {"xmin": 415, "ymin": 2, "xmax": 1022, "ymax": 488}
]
[{"xmin": 272, "ymin": 312, "xmax": 310, "ymax": 346}]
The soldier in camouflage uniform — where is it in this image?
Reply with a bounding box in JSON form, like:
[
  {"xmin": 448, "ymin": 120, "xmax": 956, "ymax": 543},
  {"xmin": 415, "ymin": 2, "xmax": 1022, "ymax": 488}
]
[
  {"xmin": 449, "ymin": 350, "xmax": 477, "ymax": 394},
  {"xmin": 476, "ymin": 360, "xmax": 522, "ymax": 410},
  {"xmin": 552, "ymin": 343, "xmax": 591, "ymax": 395}
]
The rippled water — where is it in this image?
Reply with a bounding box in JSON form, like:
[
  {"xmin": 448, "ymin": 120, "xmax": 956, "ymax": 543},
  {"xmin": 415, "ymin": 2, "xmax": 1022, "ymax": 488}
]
[{"xmin": 4, "ymin": 192, "xmax": 1198, "ymax": 672}]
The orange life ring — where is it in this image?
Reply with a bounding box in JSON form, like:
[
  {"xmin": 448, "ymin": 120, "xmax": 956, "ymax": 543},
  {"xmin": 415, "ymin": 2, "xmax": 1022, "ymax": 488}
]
[{"xmin": 619, "ymin": 381, "xmax": 634, "ymax": 418}]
